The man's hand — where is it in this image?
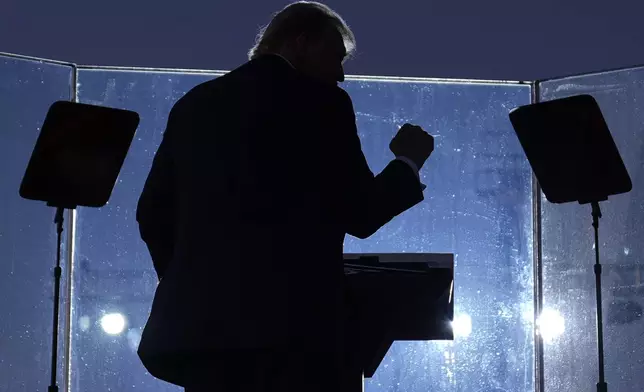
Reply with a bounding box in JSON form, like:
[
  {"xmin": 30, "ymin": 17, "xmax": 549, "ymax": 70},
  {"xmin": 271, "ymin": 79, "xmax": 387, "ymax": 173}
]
[{"xmin": 389, "ymin": 124, "xmax": 434, "ymax": 169}]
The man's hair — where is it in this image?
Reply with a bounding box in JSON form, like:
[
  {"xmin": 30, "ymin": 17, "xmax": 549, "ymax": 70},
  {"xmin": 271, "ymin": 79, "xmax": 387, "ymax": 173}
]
[{"xmin": 248, "ymin": 1, "xmax": 356, "ymax": 61}]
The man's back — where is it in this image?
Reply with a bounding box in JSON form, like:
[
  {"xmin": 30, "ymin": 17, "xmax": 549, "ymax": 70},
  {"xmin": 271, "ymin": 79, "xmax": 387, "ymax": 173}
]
[{"xmin": 136, "ymin": 55, "xmax": 425, "ymax": 385}]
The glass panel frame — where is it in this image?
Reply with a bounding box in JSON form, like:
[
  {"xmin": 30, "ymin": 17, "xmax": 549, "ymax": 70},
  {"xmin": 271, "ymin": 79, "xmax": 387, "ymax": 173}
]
[{"xmin": 0, "ymin": 52, "xmax": 76, "ymax": 392}]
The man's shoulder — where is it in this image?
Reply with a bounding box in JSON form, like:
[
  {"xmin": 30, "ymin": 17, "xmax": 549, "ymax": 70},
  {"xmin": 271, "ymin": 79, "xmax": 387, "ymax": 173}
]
[
  {"xmin": 288, "ymin": 73, "xmax": 352, "ymax": 107},
  {"xmin": 308, "ymin": 80, "xmax": 354, "ymax": 113},
  {"xmin": 174, "ymin": 56, "xmax": 354, "ymax": 111},
  {"xmin": 176, "ymin": 77, "xmax": 218, "ymax": 103},
  {"xmin": 177, "ymin": 57, "xmax": 288, "ymax": 98}
]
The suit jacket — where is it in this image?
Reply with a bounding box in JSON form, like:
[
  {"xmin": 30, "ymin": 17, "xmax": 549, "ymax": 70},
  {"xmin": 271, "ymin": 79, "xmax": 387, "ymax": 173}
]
[{"xmin": 135, "ymin": 54, "xmax": 424, "ymax": 385}]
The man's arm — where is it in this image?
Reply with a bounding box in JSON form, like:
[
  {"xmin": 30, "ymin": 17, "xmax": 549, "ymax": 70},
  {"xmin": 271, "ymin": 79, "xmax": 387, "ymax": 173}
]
[
  {"xmin": 334, "ymin": 90, "xmax": 425, "ymax": 239},
  {"xmin": 136, "ymin": 106, "xmax": 179, "ymax": 280}
]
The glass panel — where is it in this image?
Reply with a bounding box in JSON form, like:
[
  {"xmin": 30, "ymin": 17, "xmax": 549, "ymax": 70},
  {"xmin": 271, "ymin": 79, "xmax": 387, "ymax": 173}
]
[
  {"xmin": 539, "ymin": 67, "xmax": 644, "ymax": 392},
  {"xmin": 74, "ymin": 69, "xmax": 533, "ymax": 392},
  {"xmin": 0, "ymin": 55, "xmax": 73, "ymax": 391},
  {"xmin": 72, "ymin": 69, "xmax": 215, "ymax": 392},
  {"xmin": 342, "ymin": 81, "xmax": 534, "ymax": 392}
]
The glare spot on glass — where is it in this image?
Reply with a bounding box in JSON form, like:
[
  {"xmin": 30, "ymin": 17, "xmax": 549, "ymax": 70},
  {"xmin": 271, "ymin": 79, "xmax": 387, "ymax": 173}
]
[
  {"xmin": 451, "ymin": 313, "xmax": 472, "ymax": 338},
  {"xmin": 100, "ymin": 313, "xmax": 127, "ymax": 335},
  {"xmin": 536, "ymin": 308, "xmax": 565, "ymax": 343},
  {"xmin": 126, "ymin": 329, "xmax": 141, "ymax": 350},
  {"xmin": 624, "ymin": 247, "xmax": 630, "ymax": 256},
  {"xmin": 521, "ymin": 307, "xmax": 534, "ymax": 325},
  {"xmin": 79, "ymin": 315, "xmax": 91, "ymax": 331}
]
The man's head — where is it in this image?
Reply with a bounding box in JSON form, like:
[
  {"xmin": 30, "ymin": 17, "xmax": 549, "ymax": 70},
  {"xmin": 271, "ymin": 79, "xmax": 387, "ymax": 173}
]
[{"xmin": 248, "ymin": 2, "xmax": 356, "ymax": 84}]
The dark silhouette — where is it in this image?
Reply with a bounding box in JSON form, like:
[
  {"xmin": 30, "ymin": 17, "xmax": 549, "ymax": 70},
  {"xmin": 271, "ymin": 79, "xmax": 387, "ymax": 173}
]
[{"xmin": 136, "ymin": 2, "xmax": 434, "ymax": 391}]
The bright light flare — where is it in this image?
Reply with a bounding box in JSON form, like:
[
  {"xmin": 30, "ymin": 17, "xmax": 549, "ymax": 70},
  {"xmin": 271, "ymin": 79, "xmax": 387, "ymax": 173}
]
[
  {"xmin": 100, "ymin": 313, "xmax": 126, "ymax": 335},
  {"xmin": 451, "ymin": 313, "xmax": 472, "ymax": 338},
  {"xmin": 537, "ymin": 308, "xmax": 565, "ymax": 343}
]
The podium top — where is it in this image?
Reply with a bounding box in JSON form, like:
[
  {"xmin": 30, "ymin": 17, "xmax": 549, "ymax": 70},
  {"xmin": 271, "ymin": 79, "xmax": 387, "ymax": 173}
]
[
  {"xmin": 342, "ymin": 252, "xmax": 454, "ymax": 382},
  {"xmin": 343, "ymin": 253, "xmax": 454, "ymax": 269}
]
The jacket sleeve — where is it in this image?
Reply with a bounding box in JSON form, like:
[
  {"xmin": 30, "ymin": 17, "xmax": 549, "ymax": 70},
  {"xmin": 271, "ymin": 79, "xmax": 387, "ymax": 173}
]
[
  {"xmin": 136, "ymin": 105, "xmax": 179, "ymax": 280},
  {"xmin": 334, "ymin": 90, "xmax": 425, "ymax": 239}
]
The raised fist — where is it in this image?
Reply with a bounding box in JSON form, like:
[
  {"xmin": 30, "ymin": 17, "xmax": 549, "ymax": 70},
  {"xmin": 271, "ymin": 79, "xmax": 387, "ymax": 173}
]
[{"xmin": 389, "ymin": 123, "xmax": 434, "ymax": 169}]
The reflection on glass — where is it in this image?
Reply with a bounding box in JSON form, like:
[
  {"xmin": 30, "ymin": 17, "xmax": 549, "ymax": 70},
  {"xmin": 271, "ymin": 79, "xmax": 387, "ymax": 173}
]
[
  {"xmin": 0, "ymin": 55, "xmax": 73, "ymax": 392},
  {"xmin": 74, "ymin": 69, "xmax": 533, "ymax": 392},
  {"xmin": 540, "ymin": 67, "xmax": 644, "ymax": 392}
]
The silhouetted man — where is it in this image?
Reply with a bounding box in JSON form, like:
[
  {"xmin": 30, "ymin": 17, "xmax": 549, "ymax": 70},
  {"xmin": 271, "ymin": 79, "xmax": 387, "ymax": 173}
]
[{"xmin": 136, "ymin": 2, "xmax": 434, "ymax": 391}]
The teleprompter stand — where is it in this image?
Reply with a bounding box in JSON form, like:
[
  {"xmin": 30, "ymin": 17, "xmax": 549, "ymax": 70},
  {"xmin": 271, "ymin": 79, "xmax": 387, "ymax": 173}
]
[
  {"xmin": 510, "ymin": 94, "xmax": 632, "ymax": 392},
  {"xmin": 19, "ymin": 101, "xmax": 139, "ymax": 392}
]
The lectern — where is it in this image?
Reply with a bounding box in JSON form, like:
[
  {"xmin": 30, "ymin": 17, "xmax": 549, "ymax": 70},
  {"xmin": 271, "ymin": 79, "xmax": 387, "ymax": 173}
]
[{"xmin": 342, "ymin": 253, "xmax": 454, "ymax": 392}]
